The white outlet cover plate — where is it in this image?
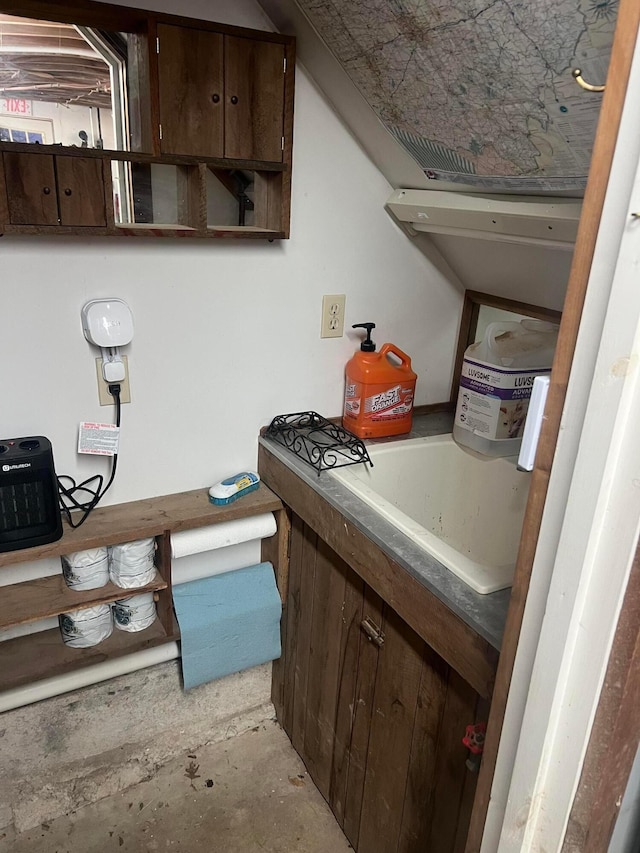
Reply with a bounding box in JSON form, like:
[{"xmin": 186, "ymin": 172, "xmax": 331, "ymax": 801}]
[{"xmin": 321, "ymin": 294, "xmax": 346, "ymax": 338}]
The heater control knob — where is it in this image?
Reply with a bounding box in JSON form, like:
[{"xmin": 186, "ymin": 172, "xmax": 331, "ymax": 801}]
[
  {"xmin": 19, "ymin": 440, "xmax": 40, "ymax": 451},
  {"xmin": 0, "ymin": 445, "xmax": 8, "ymax": 454}
]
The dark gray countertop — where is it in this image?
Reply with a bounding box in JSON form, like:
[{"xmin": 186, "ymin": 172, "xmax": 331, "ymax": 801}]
[{"xmin": 259, "ymin": 411, "xmax": 511, "ymax": 650}]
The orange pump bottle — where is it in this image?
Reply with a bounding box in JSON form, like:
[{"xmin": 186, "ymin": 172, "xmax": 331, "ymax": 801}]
[{"xmin": 343, "ymin": 323, "xmax": 417, "ymax": 439}]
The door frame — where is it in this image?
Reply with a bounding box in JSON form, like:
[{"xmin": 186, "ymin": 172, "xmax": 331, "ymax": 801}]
[{"xmin": 465, "ymin": 1, "xmax": 640, "ymax": 849}]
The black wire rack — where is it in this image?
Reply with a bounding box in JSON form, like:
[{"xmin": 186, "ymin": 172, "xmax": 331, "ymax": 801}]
[{"xmin": 265, "ymin": 411, "xmax": 373, "ymax": 476}]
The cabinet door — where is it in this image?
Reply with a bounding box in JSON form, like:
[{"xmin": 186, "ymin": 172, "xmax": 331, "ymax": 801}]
[
  {"xmin": 280, "ymin": 515, "xmax": 482, "ymax": 853},
  {"xmin": 3, "ymin": 152, "xmax": 58, "ymax": 225},
  {"xmin": 359, "ymin": 607, "xmax": 480, "ymax": 853},
  {"xmin": 225, "ymin": 36, "xmax": 285, "ymax": 162},
  {"xmin": 56, "ymin": 156, "xmax": 106, "ymax": 227},
  {"xmin": 157, "ymin": 24, "xmax": 224, "ymax": 158}
]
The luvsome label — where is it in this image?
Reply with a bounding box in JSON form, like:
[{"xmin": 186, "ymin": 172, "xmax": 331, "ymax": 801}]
[{"xmin": 455, "ymin": 357, "xmax": 549, "ymax": 441}]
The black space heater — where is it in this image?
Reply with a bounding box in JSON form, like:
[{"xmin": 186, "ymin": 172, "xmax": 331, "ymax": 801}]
[{"xmin": 0, "ymin": 436, "xmax": 63, "ymax": 553}]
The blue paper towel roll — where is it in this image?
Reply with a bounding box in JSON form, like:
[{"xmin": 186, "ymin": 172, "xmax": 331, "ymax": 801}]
[{"xmin": 173, "ymin": 562, "xmax": 282, "ymax": 691}]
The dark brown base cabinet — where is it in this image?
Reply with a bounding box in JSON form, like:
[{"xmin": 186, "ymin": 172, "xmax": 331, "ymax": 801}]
[{"xmin": 274, "ymin": 515, "xmax": 483, "ymax": 853}]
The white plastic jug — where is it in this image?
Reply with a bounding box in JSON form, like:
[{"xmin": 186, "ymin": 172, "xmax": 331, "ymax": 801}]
[{"xmin": 453, "ymin": 319, "xmax": 559, "ymax": 457}]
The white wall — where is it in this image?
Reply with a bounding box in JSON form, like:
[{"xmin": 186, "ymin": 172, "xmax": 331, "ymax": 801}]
[
  {"xmin": 0, "ymin": 0, "xmax": 462, "ymax": 508},
  {"xmin": 429, "ymin": 234, "xmax": 572, "ymax": 311}
]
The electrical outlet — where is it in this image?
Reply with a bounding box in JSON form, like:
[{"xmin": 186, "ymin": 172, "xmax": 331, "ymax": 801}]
[
  {"xmin": 96, "ymin": 356, "xmax": 131, "ymax": 406},
  {"xmin": 321, "ymin": 294, "xmax": 346, "ymax": 338}
]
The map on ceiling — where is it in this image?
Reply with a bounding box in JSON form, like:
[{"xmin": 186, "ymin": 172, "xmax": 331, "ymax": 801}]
[{"xmin": 296, "ymin": 0, "xmax": 618, "ymax": 191}]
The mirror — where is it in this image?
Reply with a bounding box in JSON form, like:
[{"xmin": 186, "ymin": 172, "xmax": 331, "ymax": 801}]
[{"xmin": 0, "ymin": 13, "xmax": 146, "ymax": 153}]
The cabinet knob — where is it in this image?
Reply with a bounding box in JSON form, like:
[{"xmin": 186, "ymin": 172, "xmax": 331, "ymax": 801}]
[
  {"xmin": 211, "ymin": 93, "xmax": 220, "ymax": 103},
  {"xmin": 230, "ymin": 95, "xmax": 238, "ymax": 105},
  {"xmin": 43, "ymin": 187, "xmax": 51, "ymax": 195},
  {"xmin": 64, "ymin": 188, "xmax": 72, "ymax": 196}
]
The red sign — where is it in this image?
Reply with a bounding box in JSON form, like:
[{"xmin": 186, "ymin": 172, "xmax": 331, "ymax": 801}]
[{"xmin": 0, "ymin": 98, "xmax": 33, "ymax": 116}]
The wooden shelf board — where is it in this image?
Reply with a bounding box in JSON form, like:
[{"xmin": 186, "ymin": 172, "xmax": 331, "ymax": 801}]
[
  {"xmin": 0, "ymin": 618, "xmax": 180, "ymax": 692},
  {"xmin": 0, "ymin": 572, "xmax": 168, "ymax": 631},
  {"xmin": 0, "ymin": 142, "xmax": 286, "ymax": 172},
  {"xmin": 0, "ymin": 484, "xmax": 283, "ymax": 569},
  {"xmin": 1, "ymin": 225, "xmax": 285, "ymax": 239},
  {"xmin": 0, "ymin": 2, "xmax": 295, "ymax": 44},
  {"xmin": 102, "ymin": 225, "xmax": 285, "ymax": 239},
  {"xmin": 1, "ymin": 225, "xmax": 109, "ymax": 236},
  {"xmin": 207, "ymin": 225, "xmax": 277, "ymax": 232},
  {"xmin": 207, "ymin": 227, "xmax": 285, "ymax": 239},
  {"xmin": 115, "ymin": 222, "xmax": 196, "ymax": 231}
]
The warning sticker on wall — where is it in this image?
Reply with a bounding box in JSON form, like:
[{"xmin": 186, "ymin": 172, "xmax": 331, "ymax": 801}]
[{"xmin": 78, "ymin": 422, "xmax": 120, "ymax": 456}]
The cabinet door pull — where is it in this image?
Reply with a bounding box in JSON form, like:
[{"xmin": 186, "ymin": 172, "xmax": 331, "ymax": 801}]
[
  {"xmin": 361, "ymin": 617, "xmax": 384, "ymax": 646},
  {"xmin": 230, "ymin": 95, "xmax": 239, "ymax": 105},
  {"xmin": 64, "ymin": 188, "xmax": 72, "ymax": 196},
  {"xmin": 43, "ymin": 187, "xmax": 51, "ymax": 195},
  {"xmin": 211, "ymin": 93, "xmax": 220, "ymax": 103}
]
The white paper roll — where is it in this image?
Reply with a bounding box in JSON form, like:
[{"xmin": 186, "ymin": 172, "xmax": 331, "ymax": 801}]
[
  {"xmin": 59, "ymin": 604, "xmax": 113, "ymax": 648},
  {"xmin": 109, "ymin": 538, "xmax": 157, "ymax": 589},
  {"xmin": 170, "ymin": 513, "xmax": 277, "ymax": 560},
  {"xmin": 172, "ymin": 541, "xmax": 259, "ymax": 587},
  {"xmin": 62, "ymin": 547, "xmax": 109, "ymax": 591},
  {"xmin": 113, "ymin": 593, "xmax": 157, "ymax": 633}
]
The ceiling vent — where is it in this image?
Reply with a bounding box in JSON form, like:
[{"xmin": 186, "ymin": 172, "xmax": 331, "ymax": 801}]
[{"xmin": 386, "ymin": 189, "xmax": 582, "ymax": 249}]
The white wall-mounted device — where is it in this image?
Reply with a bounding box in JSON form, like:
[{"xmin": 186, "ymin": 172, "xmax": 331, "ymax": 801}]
[{"xmin": 81, "ymin": 298, "xmax": 134, "ymax": 383}]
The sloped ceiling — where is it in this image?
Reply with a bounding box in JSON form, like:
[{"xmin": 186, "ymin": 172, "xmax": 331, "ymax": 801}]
[
  {"xmin": 259, "ymin": 0, "xmax": 617, "ymax": 196},
  {"xmin": 258, "ymin": 0, "xmax": 580, "ymax": 310}
]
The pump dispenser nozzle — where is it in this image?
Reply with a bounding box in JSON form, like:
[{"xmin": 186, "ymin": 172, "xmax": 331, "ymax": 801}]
[{"xmin": 352, "ymin": 323, "xmax": 376, "ymax": 352}]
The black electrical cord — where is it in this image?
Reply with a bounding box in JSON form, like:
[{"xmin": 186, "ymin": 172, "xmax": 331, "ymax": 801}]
[{"xmin": 57, "ymin": 383, "xmax": 122, "ymax": 529}]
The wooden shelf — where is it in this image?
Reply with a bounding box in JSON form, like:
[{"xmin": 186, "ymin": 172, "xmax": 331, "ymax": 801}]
[
  {"xmin": 206, "ymin": 227, "xmax": 285, "ymax": 239},
  {"xmin": 0, "ymin": 484, "xmax": 283, "ymax": 569},
  {"xmin": 107, "ymin": 225, "xmax": 285, "ymax": 240},
  {"xmin": 0, "ymin": 141, "xmax": 287, "ymax": 173},
  {"xmin": 115, "ymin": 222, "xmax": 196, "ymax": 231},
  {"xmin": 0, "ymin": 483, "xmax": 284, "ymax": 692},
  {"xmin": 0, "ymin": 616, "xmax": 180, "ymax": 692},
  {"xmin": 0, "ymin": 572, "xmax": 168, "ymax": 631}
]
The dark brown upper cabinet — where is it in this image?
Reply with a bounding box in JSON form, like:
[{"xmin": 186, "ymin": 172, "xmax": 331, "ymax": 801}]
[
  {"xmin": 157, "ymin": 27, "xmax": 286, "ymax": 163},
  {"xmin": 157, "ymin": 25, "xmax": 225, "ymax": 159},
  {"xmin": 224, "ymin": 36, "xmax": 285, "ymax": 162},
  {"xmin": 0, "ymin": 0, "xmax": 295, "ymax": 240}
]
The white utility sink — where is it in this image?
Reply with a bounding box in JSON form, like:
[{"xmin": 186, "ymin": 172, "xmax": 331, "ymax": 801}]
[{"xmin": 330, "ymin": 434, "xmax": 531, "ymax": 594}]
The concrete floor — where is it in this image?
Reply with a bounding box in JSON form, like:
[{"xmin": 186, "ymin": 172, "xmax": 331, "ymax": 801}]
[{"xmin": 1, "ymin": 721, "xmax": 351, "ymax": 853}]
